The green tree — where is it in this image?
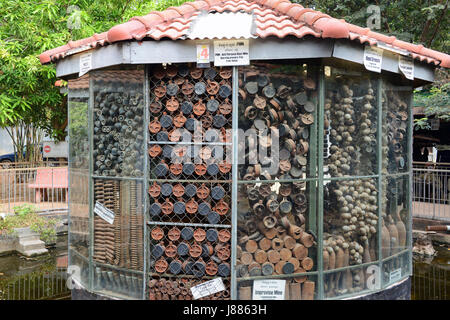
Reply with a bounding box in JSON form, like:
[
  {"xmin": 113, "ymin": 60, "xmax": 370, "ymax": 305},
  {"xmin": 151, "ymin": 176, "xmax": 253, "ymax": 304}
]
[{"xmin": 0, "ymin": 0, "xmax": 189, "ymax": 162}]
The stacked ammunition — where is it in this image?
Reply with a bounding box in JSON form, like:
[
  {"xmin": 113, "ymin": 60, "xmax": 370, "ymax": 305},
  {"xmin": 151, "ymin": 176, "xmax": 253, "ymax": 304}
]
[
  {"xmin": 92, "ymin": 70, "xmax": 144, "ymax": 177},
  {"xmin": 148, "ymin": 278, "xmax": 231, "ymax": 300}
]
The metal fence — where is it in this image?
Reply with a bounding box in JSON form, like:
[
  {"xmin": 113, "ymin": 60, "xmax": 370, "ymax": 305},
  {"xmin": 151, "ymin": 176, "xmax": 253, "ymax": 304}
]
[
  {"xmin": 0, "ymin": 165, "xmax": 68, "ymax": 214},
  {"xmin": 0, "ymin": 267, "xmax": 70, "ymax": 300},
  {"xmin": 412, "ymin": 162, "xmax": 450, "ymax": 222},
  {"xmin": 412, "ymin": 260, "xmax": 449, "ymax": 300}
]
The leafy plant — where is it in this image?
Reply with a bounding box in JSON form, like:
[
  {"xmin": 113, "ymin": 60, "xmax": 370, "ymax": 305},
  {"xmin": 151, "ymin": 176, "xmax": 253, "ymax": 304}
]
[{"xmin": 0, "ymin": 204, "xmax": 57, "ymax": 243}]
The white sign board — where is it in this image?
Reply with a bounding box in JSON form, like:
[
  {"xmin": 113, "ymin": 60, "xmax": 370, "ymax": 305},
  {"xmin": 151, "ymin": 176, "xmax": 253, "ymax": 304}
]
[
  {"xmin": 363, "ymin": 46, "xmax": 383, "ymax": 73},
  {"xmin": 42, "ymin": 141, "xmax": 68, "ymax": 159},
  {"xmin": 190, "ymin": 277, "xmax": 225, "ymax": 300},
  {"xmin": 197, "ymin": 44, "xmax": 210, "ymax": 64},
  {"xmin": 389, "ymin": 268, "xmax": 402, "ymax": 283},
  {"xmin": 398, "ymin": 55, "xmax": 414, "ymax": 80},
  {"xmin": 94, "ymin": 201, "xmax": 115, "ymax": 224},
  {"xmin": 252, "ymin": 279, "xmax": 286, "ymax": 300},
  {"xmin": 214, "ymin": 40, "xmax": 249, "ymax": 66},
  {"xmin": 79, "ymin": 52, "xmax": 92, "ymax": 77}
]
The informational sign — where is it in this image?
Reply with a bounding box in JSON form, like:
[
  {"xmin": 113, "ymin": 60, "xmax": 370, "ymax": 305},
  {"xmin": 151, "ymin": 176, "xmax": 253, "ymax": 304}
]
[
  {"xmin": 190, "ymin": 277, "xmax": 225, "ymax": 300},
  {"xmin": 42, "ymin": 141, "xmax": 68, "ymax": 159},
  {"xmin": 389, "ymin": 268, "xmax": 402, "ymax": 283},
  {"xmin": 197, "ymin": 44, "xmax": 210, "ymax": 64},
  {"xmin": 363, "ymin": 46, "xmax": 383, "ymax": 73},
  {"xmin": 252, "ymin": 279, "xmax": 286, "ymax": 300},
  {"xmin": 79, "ymin": 52, "xmax": 92, "ymax": 77},
  {"xmin": 214, "ymin": 40, "xmax": 249, "ymax": 66},
  {"xmin": 398, "ymin": 55, "xmax": 414, "ymax": 80},
  {"xmin": 94, "ymin": 201, "xmax": 115, "ymax": 224}
]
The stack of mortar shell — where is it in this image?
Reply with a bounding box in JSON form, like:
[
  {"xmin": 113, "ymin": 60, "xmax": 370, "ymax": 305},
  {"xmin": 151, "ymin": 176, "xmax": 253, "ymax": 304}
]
[
  {"xmin": 148, "ymin": 278, "xmax": 231, "ymax": 300},
  {"xmin": 148, "ymin": 64, "xmax": 233, "ymax": 182},
  {"xmin": 238, "ymin": 64, "xmax": 314, "ymax": 181},
  {"xmin": 236, "ymin": 181, "xmax": 316, "ymax": 279},
  {"xmin": 93, "ymin": 71, "xmax": 144, "ymax": 178},
  {"xmin": 380, "ymin": 84, "xmax": 408, "ymax": 276},
  {"xmin": 147, "ymin": 181, "xmax": 231, "ymax": 225},
  {"xmin": 322, "ymin": 78, "xmax": 379, "ymax": 297},
  {"xmin": 149, "ymin": 225, "xmax": 231, "ymax": 279}
]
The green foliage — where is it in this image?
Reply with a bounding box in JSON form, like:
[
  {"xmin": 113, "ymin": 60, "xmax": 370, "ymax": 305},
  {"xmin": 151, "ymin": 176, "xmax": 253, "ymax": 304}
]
[
  {"xmin": 0, "ymin": 0, "xmax": 191, "ymax": 144},
  {"xmin": 0, "ymin": 204, "xmax": 57, "ymax": 243},
  {"xmin": 296, "ymin": 0, "xmax": 449, "ymax": 53}
]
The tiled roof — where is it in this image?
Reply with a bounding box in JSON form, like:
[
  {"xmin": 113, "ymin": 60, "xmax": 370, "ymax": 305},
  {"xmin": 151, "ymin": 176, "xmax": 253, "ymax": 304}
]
[{"xmin": 40, "ymin": 0, "xmax": 450, "ymax": 69}]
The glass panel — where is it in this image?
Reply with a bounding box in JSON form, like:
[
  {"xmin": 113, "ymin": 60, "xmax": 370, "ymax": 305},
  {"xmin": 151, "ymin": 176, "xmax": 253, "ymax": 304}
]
[
  {"xmin": 92, "ymin": 69, "xmax": 145, "ymax": 178},
  {"xmin": 382, "ymin": 78, "xmax": 411, "ymax": 174},
  {"xmin": 381, "ymin": 174, "xmax": 410, "ymax": 258},
  {"xmin": 92, "ymin": 178, "xmax": 144, "ymax": 299},
  {"xmin": 324, "ymin": 65, "xmax": 379, "ymax": 177},
  {"xmin": 68, "ymin": 75, "xmax": 90, "ymax": 288},
  {"xmin": 237, "ymin": 274, "xmax": 318, "ymax": 300},
  {"xmin": 236, "ymin": 181, "xmax": 317, "ymax": 300},
  {"xmin": 323, "ymin": 263, "xmax": 380, "ymax": 299},
  {"xmin": 323, "ymin": 177, "xmax": 379, "ymax": 298},
  {"xmin": 238, "ymin": 62, "xmax": 317, "ymax": 179},
  {"xmin": 382, "ymin": 251, "xmax": 410, "ymax": 288}
]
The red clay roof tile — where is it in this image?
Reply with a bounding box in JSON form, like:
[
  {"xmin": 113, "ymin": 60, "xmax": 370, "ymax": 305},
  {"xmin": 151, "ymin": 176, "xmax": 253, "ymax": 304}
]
[{"xmin": 40, "ymin": 0, "xmax": 450, "ymax": 70}]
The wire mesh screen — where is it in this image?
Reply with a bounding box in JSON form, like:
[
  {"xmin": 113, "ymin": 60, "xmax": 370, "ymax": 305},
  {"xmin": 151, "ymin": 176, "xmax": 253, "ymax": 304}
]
[{"xmin": 147, "ymin": 64, "xmax": 233, "ymax": 300}]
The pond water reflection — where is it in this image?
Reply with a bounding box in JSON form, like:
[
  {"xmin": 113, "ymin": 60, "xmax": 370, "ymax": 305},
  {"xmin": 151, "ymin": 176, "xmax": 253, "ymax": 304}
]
[{"xmin": 0, "ymin": 235, "xmax": 70, "ymax": 300}]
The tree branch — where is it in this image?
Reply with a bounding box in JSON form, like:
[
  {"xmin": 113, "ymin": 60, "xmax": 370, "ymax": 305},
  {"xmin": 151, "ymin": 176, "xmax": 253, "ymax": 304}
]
[{"xmin": 427, "ymin": 0, "xmax": 448, "ymax": 47}]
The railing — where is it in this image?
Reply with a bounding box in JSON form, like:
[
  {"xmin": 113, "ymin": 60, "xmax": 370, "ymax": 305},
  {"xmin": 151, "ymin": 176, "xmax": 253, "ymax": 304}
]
[
  {"xmin": 412, "ymin": 162, "xmax": 450, "ymax": 222},
  {"xmin": 0, "ymin": 160, "xmax": 68, "ymax": 169},
  {"xmin": 412, "ymin": 260, "xmax": 449, "ymax": 300},
  {"xmin": 0, "ymin": 166, "xmax": 68, "ymax": 214},
  {"xmin": 0, "ymin": 267, "xmax": 70, "ymax": 300}
]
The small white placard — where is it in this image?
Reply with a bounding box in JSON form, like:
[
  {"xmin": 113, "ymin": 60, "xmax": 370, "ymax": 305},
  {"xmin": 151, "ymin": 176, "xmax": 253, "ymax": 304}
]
[
  {"xmin": 94, "ymin": 201, "xmax": 115, "ymax": 224},
  {"xmin": 398, "ymin": 55, "xmax": 414, "ymax": 80},
  {"xmin": 214, "ymin": 40, "xmax": 249, "ymax": 66},
  {"xmin": 253, "ymin": 279, "xmax": 286, "ymax": 300},
  {"xmin": 389, "ymin": 268, "xmax": 402, "ymax": 283},
  {"xmin": 79, "ymin": 52, "xmax": 92, "ymax": 77},
  {"xmin": 190, "ymin": 277, "xmax": 225, "ymax": 300},
  {"xmin": 197, "ymin": 44, "xmax": 210, "ymax": 64},
  {"xmin": 363, "ymin": 46, "xmax": 383, "ymax": 73}
]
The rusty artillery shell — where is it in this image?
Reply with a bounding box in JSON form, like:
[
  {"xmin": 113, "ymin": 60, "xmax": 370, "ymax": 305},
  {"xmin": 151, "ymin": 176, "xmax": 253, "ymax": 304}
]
[
  {"xmin": 177, "ymin": 242, "xmax": 190, "ymax": 257},
  {"xmin": 149, "ymin": 119, "xmax": 162, "ymax": 134},
  {"xmin": 190, "ymin": 68, "xmax": 203, "ymax": 79},
  {"xmin": 154, "ymin": 257, "xmax": 168, "ymax": 273},
  {"xmin": 169, "ymin": 259, "xmax": 183, "ymax": 275},
  {"xmin": 189, "ymin": 243, "xmax": 203, "ymax": 258},
  {"xmin": 165, "ymin": 242, "xmax": 177, "ymax": 258},
  {"xmin": 302, "ymin": 280, "xmax": 315, "ymax": 300},
  {"xmin": 173, "ymin": 201, "xmax": 186, "ymax": 215},
  {"xmin": 167, "ymin": 227, "xmax": 181, "ymax": 241},
  {"xmin": 152, "ymin": 242, "xmax": 165, "ymax": 259},
  {"xmin": 301, "ymin": 257, "xmax": 314, "ymax": 271},
  {"xmin": 151, "ymin": 227, "xmax": 164, "ymax": 241},
  {"xmin": 149, "ymin": 201, "xmax": 162, "ymax": 216},
  {"xmin": 191, "ymin": 258, "xmax": 206, "ymax": 278},
  {"xmin": 171, "ymin": 183, "xmax": 185, "ymax": 198},
  {"xmin": 150, "ymin": 98, "xmax": 163, "ymax": 114},
  {"xmin": 207, "ymin": 211, "xmax": 220, "ymax": 224},
  {"xmin": 161, "ymin": 199, "xmax": 173, "ymax": 215},
  {"xmin": 193, "ymin": 228, "xmax": 206, "ymax": 242},
  {"xmin": 267, "ymin": 249, "xmax": 281, "ymax": 264},
  {"xmin": 218, "ymin": 229, "xmax": 231, "ymax": 243},
  {"xmin": 148, "ymin": 182, "xmax": 161, "ymax": 198},
  {"xmin": 214, "ymin": 200, "xmax": 229, "ymax": 216}
]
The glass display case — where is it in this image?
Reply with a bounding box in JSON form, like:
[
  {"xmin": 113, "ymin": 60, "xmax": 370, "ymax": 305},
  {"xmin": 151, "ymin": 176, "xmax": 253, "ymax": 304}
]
[{"xmin": 66, "ymin": 59, "xmax": 414, "ymax": 300}]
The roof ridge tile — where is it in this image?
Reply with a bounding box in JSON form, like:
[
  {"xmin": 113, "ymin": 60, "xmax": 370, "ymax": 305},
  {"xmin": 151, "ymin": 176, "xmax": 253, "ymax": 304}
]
[{"xmin": 39, "ymin": 0, "xmax": 450, "ymax": 69}]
